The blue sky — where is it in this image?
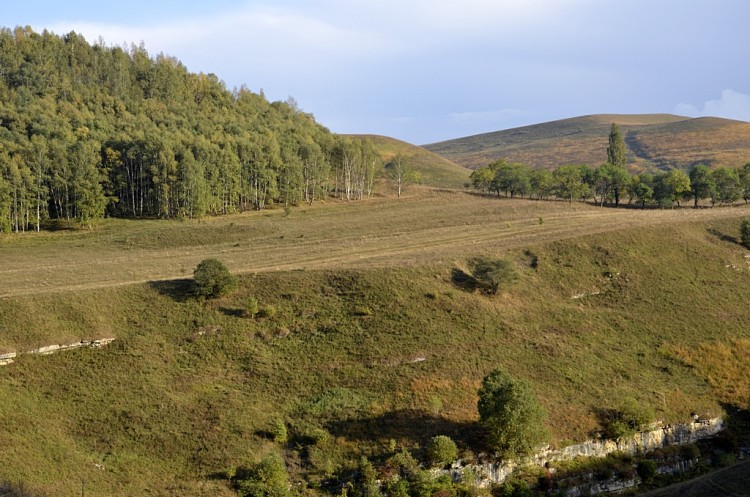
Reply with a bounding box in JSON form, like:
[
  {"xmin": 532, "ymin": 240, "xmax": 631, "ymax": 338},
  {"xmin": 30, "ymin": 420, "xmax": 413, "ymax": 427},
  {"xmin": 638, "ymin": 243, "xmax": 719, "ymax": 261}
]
[{"xmin": 4, "ymin": 0, "xmax": 749, "ymax": 144}]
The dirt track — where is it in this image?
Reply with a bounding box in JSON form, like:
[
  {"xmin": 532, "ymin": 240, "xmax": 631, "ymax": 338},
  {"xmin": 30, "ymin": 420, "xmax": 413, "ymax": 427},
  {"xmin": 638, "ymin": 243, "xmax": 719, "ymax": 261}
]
[{"xmin": 3, "ymin": 190, "xmax": 749, "ymax": 298}]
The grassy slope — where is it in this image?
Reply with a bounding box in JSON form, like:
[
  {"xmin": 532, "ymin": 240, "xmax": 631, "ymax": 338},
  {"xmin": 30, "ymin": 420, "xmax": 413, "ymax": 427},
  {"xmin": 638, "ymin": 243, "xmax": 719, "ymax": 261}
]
[
  {"xmin": 639, "ymin": 460, "xmax": 750, "ymax": 497},
  {"xmin": 2, "ymin": 193, "xmax": 750, "ymax": 495},
  {"xmin": 350, "ymin": 134, "xmax": 471, "ymax": 189},
  {"xmin": 423, "ymin": 114, "xmax": 750, "ymax": 171}
]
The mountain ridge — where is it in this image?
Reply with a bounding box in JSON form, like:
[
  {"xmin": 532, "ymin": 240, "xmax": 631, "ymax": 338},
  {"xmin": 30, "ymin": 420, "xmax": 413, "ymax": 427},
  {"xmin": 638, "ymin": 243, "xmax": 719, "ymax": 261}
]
[{"xmin": 423, "ymin": 113, "xmax": 750, "ymax": 171}]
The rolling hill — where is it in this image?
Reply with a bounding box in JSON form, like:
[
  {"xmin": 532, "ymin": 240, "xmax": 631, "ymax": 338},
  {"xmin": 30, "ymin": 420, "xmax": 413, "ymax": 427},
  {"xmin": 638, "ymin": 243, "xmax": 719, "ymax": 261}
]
[
  {"xmin": 3, "ymin": 190, "xmax": 750, "ymax": 496},
  {"xmin": 348, "ymin": 134, "xmax": 471, "ymax": 189},
  {"xmin": 423, "ymin": 114, "xmax": 750, "ymax": 172}
]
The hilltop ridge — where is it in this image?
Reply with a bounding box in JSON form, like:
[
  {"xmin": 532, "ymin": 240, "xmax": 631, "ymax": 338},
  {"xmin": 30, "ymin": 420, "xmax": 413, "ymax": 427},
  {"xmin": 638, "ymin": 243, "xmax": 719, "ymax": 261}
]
[{"xmin": 424, "ymin": 113, "xmax": 750, "ymax": 171}]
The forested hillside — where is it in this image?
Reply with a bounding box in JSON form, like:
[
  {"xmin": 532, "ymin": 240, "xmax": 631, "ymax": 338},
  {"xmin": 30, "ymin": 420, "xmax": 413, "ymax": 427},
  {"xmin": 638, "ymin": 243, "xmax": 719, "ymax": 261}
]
[{"xmin": 0, "ymin": 26, "xmax": 383, "ymax": 233}]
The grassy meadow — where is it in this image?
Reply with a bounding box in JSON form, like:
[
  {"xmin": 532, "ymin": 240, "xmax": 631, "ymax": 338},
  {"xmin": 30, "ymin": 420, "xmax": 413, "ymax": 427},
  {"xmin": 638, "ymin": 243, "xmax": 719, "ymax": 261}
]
[{"xmin": 2, "ymin": 190, "xmax": 750, "ymax": 495}]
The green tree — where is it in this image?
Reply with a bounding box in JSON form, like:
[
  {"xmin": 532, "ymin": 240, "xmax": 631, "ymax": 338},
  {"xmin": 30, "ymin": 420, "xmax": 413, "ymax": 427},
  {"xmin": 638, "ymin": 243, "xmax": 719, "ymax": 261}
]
[
  {"xmin": 739, "ymin": 163, "xmax": 750, "ymax": 203},
  {"xmin": 477, "ymin": 368, "xmax": 548, "ymax": 458},
  {"xmin": 627, "ymin": 174, "xmax": 653, "ymax": 208},
  {"xmin": 606, "ymin": 123, "xmax": 627, "ymax": 168},
  {"xmin": 469, "ymin": 166, "xmax": 494, "ymax": 193},
  {"xmin": 689, "ymin": 164, "xmax": 715, "ymax": 208},
  {"xmin": 193, "ymin": 258, "xmax": 236, "ymax": 298},
  {"xmin": 356, "ymin": 456, "xmax": 379, "ymax": 497},
  {"xmin": 232, "ymin": 453, "xmax": 290, "ymax": 497},
  {"xmin": 653, "ymin": 169, "xmax": 691, "ymax": 208},
  {"xmin": 493, "ymin": 162, "xmax": 531, "ymax": 198},
  {"xmin": 385, "ymin": 154, "xmax": 415, "ymax": 198},
  {"xmin": 593, "ymin": 163, "xmax": 630, "ymax": 207},
  {"xmin": 712, "ymin": 166, "xmax": 740, "ymax": 204},
  {"xmin": 469, "ymin": 257, "xmax": 518, "ymax": 295},
  {"xmin": 740, "ymin": 218, "xmax": 750, "ymax": 249},
  {"xmin": 427, "ymin": 435, "xmax": 458, "ymax": 467},
  {"xmin": 529, "ymin": 169, "xmax": 553, "ymax": 200},
  {"xmin": 552, "ymin": 164, "xmax": 588, "ymax": 203}
]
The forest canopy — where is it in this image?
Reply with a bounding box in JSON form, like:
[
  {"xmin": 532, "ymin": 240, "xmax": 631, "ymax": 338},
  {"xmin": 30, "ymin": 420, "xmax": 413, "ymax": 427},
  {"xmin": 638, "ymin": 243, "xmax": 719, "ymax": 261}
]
[{"xmin": 0, "ymin": 26, "xmax": 380, "ymax": 232}]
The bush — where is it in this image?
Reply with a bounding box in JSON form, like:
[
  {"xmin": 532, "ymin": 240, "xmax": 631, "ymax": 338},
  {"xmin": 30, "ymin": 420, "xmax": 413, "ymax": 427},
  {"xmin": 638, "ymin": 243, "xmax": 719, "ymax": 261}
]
[
  {"xmin": 468, "ymin": 257, "xmax": 518, "ymax": 295},
  {"xmin": 272, "ymin": 419, "xmax": 288, "ymax": 444},
  {"xmin": 193, "ymin": 258, "xmax": 236, "ymax": 298},
  {"xmin": 601, "ymin": 398, "xmax": 655, "ymax": 439},
  {"xmin": 636, "ymin": 460, "xmax": 657, "ymax": 482},
  {"xmin": 478, "ymin": 368, "xmax": 548, "ymax": 458},
  {"xmin": 741, "ymin": 218, "xmax": 750, "ymax": 248},
  {"xmin": 231, "ymin": 453, "xmax": 290, "ymax": 497},
  {"xmin": 260, "ymin": 304, "xmax": 277, "ymax": 318},
  {"xmin": 427, "ymin": 435, "xmax": 458, "ymax": 467},
  {"xmin": 246, "ymin": 296, "xmax": 260, "ymax": 318}
]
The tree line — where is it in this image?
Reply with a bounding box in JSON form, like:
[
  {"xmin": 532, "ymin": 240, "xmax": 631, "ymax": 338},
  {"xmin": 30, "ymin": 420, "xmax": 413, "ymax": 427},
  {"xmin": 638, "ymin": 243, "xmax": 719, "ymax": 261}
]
[
  {"xmin": 470, "ymin": 124, "xmax": 750, "ymax": 209},
  {"xmin": 0, "ymin": 27, "xmax": 383, "ymax": 233}
]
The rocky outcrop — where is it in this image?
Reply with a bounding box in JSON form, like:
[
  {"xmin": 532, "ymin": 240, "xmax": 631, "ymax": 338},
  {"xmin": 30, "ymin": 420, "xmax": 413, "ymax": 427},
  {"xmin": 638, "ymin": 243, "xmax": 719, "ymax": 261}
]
[
  {"xmin": 449, "ymin": 417, "xmax": 723, "ymax": 487},
  {"xmin": 0, "ymin": 338, "xmax": 115, "ymax": 365}
]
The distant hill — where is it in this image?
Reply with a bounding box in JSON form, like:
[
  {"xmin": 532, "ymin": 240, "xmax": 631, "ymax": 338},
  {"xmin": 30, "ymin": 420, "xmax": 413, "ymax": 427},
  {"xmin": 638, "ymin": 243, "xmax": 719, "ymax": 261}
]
[
  {"xmin": 424, "ymin": 114, "xmax": 750, "ymax": 171},
  {"xmin": 349, "ymin": 134, "xmax": 471, "ymax": 189}
]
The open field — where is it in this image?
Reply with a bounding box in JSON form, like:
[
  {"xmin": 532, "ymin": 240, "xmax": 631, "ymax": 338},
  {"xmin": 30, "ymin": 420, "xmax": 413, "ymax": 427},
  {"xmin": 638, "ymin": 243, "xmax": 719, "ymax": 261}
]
[
  {"xmin": 424, "ymin": 114, "xmax": 750, "ymax": 171},
  {"xmin": 2, "ymin": 189, "xmax": 750, "ymax": 300},
  {"xmin": 2, "ymin": 189, "xmax": 750, "ymax": 496}
]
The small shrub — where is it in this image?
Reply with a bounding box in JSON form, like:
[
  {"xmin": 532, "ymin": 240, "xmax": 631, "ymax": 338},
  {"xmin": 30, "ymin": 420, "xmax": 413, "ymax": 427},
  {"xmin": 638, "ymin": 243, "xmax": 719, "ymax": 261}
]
[
  {"xmin": 427, "ymin": 435, "xmax": 458, "ymax": 467},
  {"xmin": 232, "ymin": 453, "xmax": 290, "ymax": 497},
  {"xmin": 469, "ymin": 257, "xmax": 518, "ymax": 295},
  {"xmin": 601, "ymin": 398, "xmax": 655, "ymax": 439},
  {"xmin": 272, "ymin": 419, "xmax": 288, "ymax": 444},
  {"xmin": 353, "ymin": 305, "xmax": 373, "ymax": 316},
  {"xmin": 741, "ymin": 218, "xmax": 750, "ymax": 248},
  {"xmin": 193, "ymin": 258, "xmax": 236, "ymax": 298},
  {"xmin": 636, "ymin": 460, "xmax": 657, "ymax": 482},
  {"xmin": 246, "ymin": 296, "xmax": 259, "ymax": 318},
  {"xmin": 260, "ymin": 304, "xmax": 277, "ymax": 318}
]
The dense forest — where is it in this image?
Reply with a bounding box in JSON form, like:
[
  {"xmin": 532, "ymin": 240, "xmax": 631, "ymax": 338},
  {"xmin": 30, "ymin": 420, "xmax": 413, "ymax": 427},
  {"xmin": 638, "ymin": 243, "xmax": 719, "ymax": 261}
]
[{"xmin": 0, "ymin": 26, "xmax": 381, "ymax": 233}]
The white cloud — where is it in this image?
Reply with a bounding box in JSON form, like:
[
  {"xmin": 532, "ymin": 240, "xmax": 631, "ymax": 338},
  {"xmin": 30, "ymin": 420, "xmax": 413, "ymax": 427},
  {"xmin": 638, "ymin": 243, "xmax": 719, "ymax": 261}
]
[{"xmin": 676, "ymin": 89, "xmax": 750, "ymax": 122}]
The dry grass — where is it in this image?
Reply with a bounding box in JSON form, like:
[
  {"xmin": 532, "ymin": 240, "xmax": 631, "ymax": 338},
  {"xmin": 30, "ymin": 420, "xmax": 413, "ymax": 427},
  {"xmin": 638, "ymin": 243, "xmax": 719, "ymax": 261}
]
[
  {"xmin": 424, "ymin": 114, "xmax": 750, "ymax": 170},
  {"xmin": 670, "ymin": 339, "xmax": 750, "ymax": 407},
  {"xmin": 3, "ymin": 189, "xmax": 749, "ymax": 299}
]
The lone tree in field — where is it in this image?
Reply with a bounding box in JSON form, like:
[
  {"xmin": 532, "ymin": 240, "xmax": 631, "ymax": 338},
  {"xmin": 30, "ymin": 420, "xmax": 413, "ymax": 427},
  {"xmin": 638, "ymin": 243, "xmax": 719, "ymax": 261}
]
[
  {"xmin": 606, "ymin": 123, "xmax": 627, "ymax": 168},
  {"xmin": 469, "ymin": 257, "xmax": 518, "ymax": 295},
  {"xmin": 386, "ymin": 154, "xmax": 419, "ymax": 197},
  {"xmin": 193, "ymin": 258, "xmax": 236, "ymax": 298},
  {"xmin": 477, "ymin": 368, "xmax": 548, "ymax": 458}
]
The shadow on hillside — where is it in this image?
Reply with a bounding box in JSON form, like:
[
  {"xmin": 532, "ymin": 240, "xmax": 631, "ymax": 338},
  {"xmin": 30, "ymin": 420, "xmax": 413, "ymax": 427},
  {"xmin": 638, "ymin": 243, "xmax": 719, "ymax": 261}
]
[
  {"xmin": 220, "ymin": 307, "xmax": 245, "ymax": 318},
  {"xmin": 325, "ymin": 409, "xmax": 485, "ymax": 450},
  {"xmin": 148, "ymin": 278, "xmax": 195, "ymax": 302},
  {"xmin": 720, "ymin": 401, "xmax": 750, "ymax": 447},
  {"xmin": 706, "ymin": 227, "xmax": 741, "ymax": 246},
  {"xmin": 451, "ymin": 268, "xmax": 478, "ymax": 292}
]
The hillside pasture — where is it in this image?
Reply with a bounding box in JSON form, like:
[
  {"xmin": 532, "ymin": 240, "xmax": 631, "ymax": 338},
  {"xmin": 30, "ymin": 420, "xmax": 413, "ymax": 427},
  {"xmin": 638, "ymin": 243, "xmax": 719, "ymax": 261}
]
[{"xmin": 2, "ymin": 189, "xmax": 750, "ymax": 496}]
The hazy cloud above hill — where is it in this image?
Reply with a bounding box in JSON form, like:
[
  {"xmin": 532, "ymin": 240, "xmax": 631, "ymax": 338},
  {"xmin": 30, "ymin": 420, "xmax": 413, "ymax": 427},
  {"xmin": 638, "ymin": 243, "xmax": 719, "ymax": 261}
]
[
  {"xmin": 676, "ymin": 90, "xmax": 750, "ymax": 123},
  {"xmin": 7, "ymin": 0, "xmax": 750, "ymax": 143}
]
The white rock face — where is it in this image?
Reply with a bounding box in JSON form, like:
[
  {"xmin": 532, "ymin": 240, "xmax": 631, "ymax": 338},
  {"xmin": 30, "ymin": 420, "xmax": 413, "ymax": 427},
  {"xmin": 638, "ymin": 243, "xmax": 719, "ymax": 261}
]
[
  {"xmin": 452, "ymin": 417, "xmax": 723, "ymax": 487},
  {"xmin": 0, "ymin": 338, "xmax": 116, "ymax": 365}
]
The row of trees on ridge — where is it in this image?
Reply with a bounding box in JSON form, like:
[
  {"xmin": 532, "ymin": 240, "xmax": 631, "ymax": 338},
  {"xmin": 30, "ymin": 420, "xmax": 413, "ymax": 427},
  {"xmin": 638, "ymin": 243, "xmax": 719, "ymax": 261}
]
[{"xmin": 470, "ymin": 124, "xmax": 750, "ymax": 209}]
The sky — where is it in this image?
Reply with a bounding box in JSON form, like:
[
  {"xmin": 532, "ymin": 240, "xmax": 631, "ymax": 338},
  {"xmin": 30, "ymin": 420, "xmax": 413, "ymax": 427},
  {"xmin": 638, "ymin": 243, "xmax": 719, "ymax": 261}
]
[{"xmin": 3, "ymin": 0, "xmax": 750, "ymax": 144}]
